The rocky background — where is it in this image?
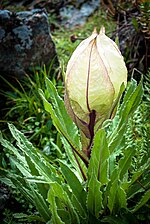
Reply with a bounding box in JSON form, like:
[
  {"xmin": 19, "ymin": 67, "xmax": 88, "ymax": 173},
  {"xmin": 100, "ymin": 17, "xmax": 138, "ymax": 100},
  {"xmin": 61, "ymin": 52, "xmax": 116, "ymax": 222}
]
[
  {"xmin": 0, "ymin": 0, "xmax": 100, "ymax": 28},
  {"xmin": 0, "ymin": 9, "xmax": 58, "ymax": 77},
  {"xmin": 0, "ymin": 0, "xmax": 101, "ymax": 78}
]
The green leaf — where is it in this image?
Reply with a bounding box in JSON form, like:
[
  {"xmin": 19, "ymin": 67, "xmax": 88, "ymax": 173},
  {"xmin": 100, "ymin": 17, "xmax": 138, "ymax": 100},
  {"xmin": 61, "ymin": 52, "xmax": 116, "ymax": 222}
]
[
  {"xmin": 127, "ymin": 171, "xmax": 150, "ymax": 199},
  {"xmin": 60, "ymin": 136, "xmax": 87, "ymax": 181},
  {"xmin": 118, "ymin": 79, "xmax": 143, "ymax": 129},
  {"xmin": 25, "ymin": 154, "xmax": 39, "ymax": 176},
  {"xmin": 131, "ymin": 189, "xmax": 150, "ymax": 213},
  {"xmin": 0, "ymin": 132, "xmax": 27, "ymax": 167},
  {"xmin": 119, "ymin": 79, "xmax": 137, "ymax": 116},
  {"xmin": 26, "ymin": 176, "xmax": 51, "ymax": 183},
  {"xmin": 40, "ymin": 78, "xmax": 80, "ymax": 146},
  {"xmin": 108, "ymin": 179, "xmax": 118, "ymax": 214},
  {"xmin": 117, "ymin": 187, "xmax": 127, "ymax": 209},
  {"xmin": 59, "ymin": 160, "xmax": 87, "ymax": 219},
  {"xmin": 71, "ymin": 195, "xmax": 88, "ymax": 223},
  {"xmin": 88, "ymin": 129, "xmax": 109, "ymax": 185},
  {"xmin": 47, "ymin": 182, "xmax": 80, "ymax": 224},
  {"xmin": 102, "ymin": 168, "xmax": 119, "ymax": 209},
  {"xmin": 45, "ymin": 78, "xmax": 79, "ymax": 143},
  {"xmin": 25, "ymin": 154, "xmax": 49, "ymax": 201},
  {"xmin": 101, "ymin": 216, "xmax": 128, "ymax": 224},
  {"xmin": 87, "ymin": 172, "xmax": 102, "ymax": 218},
  {"xmin": 132, "ymin": 17, "xmax": 139, "ymax": 32},
  {"xmin": 0, "ymin": 175, "xmax": 16, "ymax": 189},
  {"xmin": 1, "ymin": 129, "xmax": 50, "ymax": 203},
  {"xmin": 108, "ymin": 181, "xmax": 127, "ymax": 214},
  {"xmin": 9, "ymin": 156, "xmax": 32, "ymax": 177},
  {"xmin": 13, "ymin": 213, "xmax": 44, "ymax": 222},
  {"xmin": 108, "ymin": 79, "xmax": 143, "ymax": 153},
  {"xmin": 121, "ymin": 158, "xmax": 150, "ymax": 191},
  {"xmin": 31, "ymin": 188, "xmax": 51, "ymax": 222},
  {"xmin": 7, "ymin": 123, "xmax": 57, "ymax": 182},
  {"xmin": 110, "ymin": 82, "xmax": 126, "ymax": 118},
  {"xmin": 59, "ymin": 160, "xmax": 86, "ymax": 202},
  {"xmin": 108, "ymin": 124, "xmax": 126, "ymax": 154},
  {"xmin": 87, "ymin": 129, "xmax": 110, "ymax": 216},
  {"xmin": 39, "ymin": 79, "xmax": 88, "ymax": 166},
  {"xmin": 118, "ymin": 147, "xmax": 136, "ymax": 181},
  {"xmin": 5, "ymin": 173, "xmax": 34, "ymax": 204},
  {"xmin": 48, "ymin": 189, "xmax": 65, "ymax": 224}
]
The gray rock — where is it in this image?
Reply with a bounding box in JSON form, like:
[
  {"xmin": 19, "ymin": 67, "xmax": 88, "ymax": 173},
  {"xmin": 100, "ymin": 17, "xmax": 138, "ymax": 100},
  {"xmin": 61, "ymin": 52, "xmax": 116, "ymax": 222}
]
[
  {"xmin": 0, "ymin": 9, "xmax": 59, "ymax": 77},
  {"xmin": 60, "ymin": 0, "xmax": 100, "ymax": 28}
]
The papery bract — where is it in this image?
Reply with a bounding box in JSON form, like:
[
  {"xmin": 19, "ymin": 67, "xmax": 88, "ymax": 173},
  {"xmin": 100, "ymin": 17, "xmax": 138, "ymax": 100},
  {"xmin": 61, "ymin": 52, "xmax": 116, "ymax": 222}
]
[{"xmin": 65, "ymin": 27, "xmax": 127, "ymax": 150}]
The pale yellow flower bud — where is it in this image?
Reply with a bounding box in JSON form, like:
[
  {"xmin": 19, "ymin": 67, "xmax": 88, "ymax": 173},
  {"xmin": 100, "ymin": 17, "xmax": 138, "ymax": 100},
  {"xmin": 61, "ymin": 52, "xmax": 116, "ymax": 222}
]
[{"xmin": 65, "ymin": 27, "xmax": 127, "ymax": 149}]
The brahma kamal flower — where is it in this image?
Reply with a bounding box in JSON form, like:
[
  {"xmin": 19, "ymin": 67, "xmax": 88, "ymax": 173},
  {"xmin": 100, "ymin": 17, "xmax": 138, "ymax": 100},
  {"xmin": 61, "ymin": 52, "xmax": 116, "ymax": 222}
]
[{"xmin": 65, "ymin": 27, "xmax": 127, "ymax": 155}]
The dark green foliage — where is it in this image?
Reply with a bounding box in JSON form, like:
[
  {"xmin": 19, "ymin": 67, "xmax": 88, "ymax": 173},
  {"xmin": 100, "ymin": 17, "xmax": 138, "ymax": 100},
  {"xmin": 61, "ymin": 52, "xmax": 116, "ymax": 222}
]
[
  {"xmin": 0, "ymin": 67, "xmax": 64, "ymax": 155},
  {"xmin": 0, "ymin": 76, "xmax": 149, "ymax": 223}
]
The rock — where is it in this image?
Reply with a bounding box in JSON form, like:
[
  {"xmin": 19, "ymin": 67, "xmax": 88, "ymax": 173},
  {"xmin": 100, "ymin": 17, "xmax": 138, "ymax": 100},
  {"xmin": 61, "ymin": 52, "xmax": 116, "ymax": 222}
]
[
  {"xmin": 28, "ymin": 0, "xmax": 65, "ymax": 13},
  {"xmin": 0, "ymin": 9, "xmax": 59, "ymax": 77},
  {"xmin": 60, "ymin": 0, "xmax": 100, "ymax": 29},
  {"xmin": 1, "ymin": 0, "xmax": 65, "ymax": 13}
]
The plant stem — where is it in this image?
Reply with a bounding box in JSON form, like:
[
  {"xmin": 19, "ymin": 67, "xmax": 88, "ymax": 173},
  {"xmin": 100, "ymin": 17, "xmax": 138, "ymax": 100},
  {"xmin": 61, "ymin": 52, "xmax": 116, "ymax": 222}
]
[{"xmin": 72, "ymin": 148, "xmax": 87, "ymax": 181}]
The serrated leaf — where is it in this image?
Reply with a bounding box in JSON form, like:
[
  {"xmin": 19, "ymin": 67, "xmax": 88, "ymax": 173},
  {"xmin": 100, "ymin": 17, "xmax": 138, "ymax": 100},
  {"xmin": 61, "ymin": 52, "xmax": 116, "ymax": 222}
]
[
  {"xmin": 48, "ymin": 188, "xmax": 65, "ymax": 224},
  {"xmin": 39, "ymin": 79, "xmax": 88, "ymax": 166},
  {"xmin": 25, "ymin": 154, "xmax": 48, "ymax": 201},
  {"xmin": 0, "ymin": 132, "xmax": 27, "ymax": 166},
  {"xmin": 45, "ymin": 78, "xmax": 80, "ymax": 146},
  {"xmin": 26, "ymin": 176, "xmax": 50, "ymax": 183},
  {"xmin": 127, "ymin": 171, "xmax": 150, "ymax": 199},
  {"xmin": 107, "ymin": 173, "xmax": 127, "ymax": 214},
  {"xmin": 7, "ymin": 174, "xmax": 34, "ymax": 204},
  {"xmin": 47, "ymin": 182, "xmax": 80, "ymax": 224},
  {"xmin": 102, "ymin": 168, "xmax": 119, "ymax": 209},
  {"xmin": 118, "ymin": 79, "xmax": 143, "ymax": 129},
  {"xmin": 120, "ymin": 79, "xmax": 137, "ymax": 108},
  {"xmin": 88, "ymin": 129, "xmax": 109, "ymax": 185},
  {"xmin": 118, "ymin": 147, "xmax": 136, "ymax": 180},
  {"xmin": 108, "ymin": 124, "xmax": 126, "ymax": 154},
  {"xmin": 31, "ymin": 189, "xmax": 51, "ymax": 222},
  {"xmin": 121, "ymin": 158, "xmax": 150, "ymax": 191},
  {"xmin": 13, "ymin": 213, "xmax": 44, "ymax": 222},
  {"xmin": 131, "ymin": 189, "xmax": 150, "ymax": 213},
  {"xmin": 108, "ymin": 79, "xmax": 143, "ymax": 152},
  {"xmin": 121, "ymin": 170, "xmax": 143, "ymax": 190},
  {"xmin": 0, "ymin": 176, "xmax": 15, "ymax": 188},
  {"xmin": 107, "ymin": 80, "xmax": 137, "ymax": 139},
  {"xmin": 7, "ymin": 123, "xmax": 57, "ymax": 182},
  {"xmin": 25, "ymin": 154, "xmax": 39, "ymax": 176},
  {"xmin": 59, "ymin": 160, "xmax": 86, "ymax": 201},
  {"xmin": 60, "ymin": 136, "xmax": 87, "ymax": 181},
  {"xmin": 87, "ymin": 172, "xmax": 102, "ymax": 218},
  {"xmin": 117, "ymin": 186, "xmax": 127, "ymax": 209},
  {"xmin": 101, "ymin": 216, "xmax": 127, "ymax": 224},
  {"xmin": 108, "ymin": 179, "xmax": 118, "ymax": 214},
  {"xmin": 10, "ymin": 156, "xmax": 32, "ymax": 177},
  {"xmin": 71, "ymin": 195, "xmax": 88, "ymax": 222},
  {"xmin": 59, "ymin": 160, "xmax": 87, "ymax": 218}
]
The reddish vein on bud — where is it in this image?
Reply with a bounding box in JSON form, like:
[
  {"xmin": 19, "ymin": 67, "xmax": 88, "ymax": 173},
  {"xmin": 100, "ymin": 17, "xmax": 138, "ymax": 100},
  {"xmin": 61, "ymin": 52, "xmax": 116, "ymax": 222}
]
[{"xmin": 65, "ymin": 27, "xmax": 127, "ymax": 155}]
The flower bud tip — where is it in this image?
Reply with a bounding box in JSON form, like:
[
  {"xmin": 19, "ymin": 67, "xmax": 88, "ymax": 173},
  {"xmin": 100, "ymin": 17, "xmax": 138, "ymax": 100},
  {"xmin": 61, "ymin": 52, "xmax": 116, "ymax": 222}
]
[
  {"xmin": 99, "ymin": 26, "xmax": 105, "ymax": 34},
  {"xmin": 92, "ymin": 27, "xmax": 98, "ymax": 34}
]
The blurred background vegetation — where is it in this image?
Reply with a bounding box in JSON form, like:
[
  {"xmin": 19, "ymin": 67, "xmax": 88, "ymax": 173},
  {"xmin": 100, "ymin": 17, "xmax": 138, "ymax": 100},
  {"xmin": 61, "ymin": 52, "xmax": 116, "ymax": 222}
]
[{"xmin": 0, "ymin": 0, "xmax": 149, "ymax": 223}]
